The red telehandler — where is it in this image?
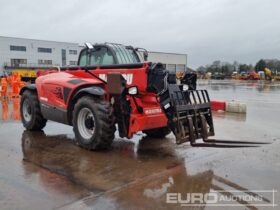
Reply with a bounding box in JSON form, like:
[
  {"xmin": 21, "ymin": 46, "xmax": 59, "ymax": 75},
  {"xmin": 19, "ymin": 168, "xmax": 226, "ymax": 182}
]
[{"xmin": 19, "ymin": 43, "xmax": 264, "ymax": 150}]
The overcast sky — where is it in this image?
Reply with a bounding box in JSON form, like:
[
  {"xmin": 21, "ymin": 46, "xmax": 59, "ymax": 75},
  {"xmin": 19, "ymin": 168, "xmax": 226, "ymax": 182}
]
[{"xmin": 0, "ymin": 0, "xmax": 279, "ymax": 68}]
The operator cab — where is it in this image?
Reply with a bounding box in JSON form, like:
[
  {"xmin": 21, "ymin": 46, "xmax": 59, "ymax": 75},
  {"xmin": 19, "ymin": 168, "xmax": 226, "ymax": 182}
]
[{"xmin": 78, "ymin": 43, "xmax": 148, "ymax": 66}]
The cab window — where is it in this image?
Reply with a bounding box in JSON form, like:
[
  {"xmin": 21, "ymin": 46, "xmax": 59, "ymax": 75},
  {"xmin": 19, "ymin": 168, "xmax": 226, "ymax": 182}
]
[
  {"xmin": 79, "ymin": 50, "xmax": 87, "ymax": 66},
  {"xmin": 107, "ymin": 44, "xmax": 140, "ymax": 64},
  {"xmin": 78, "ymin": 47, "xmax": 115, "ymax": 66},
  {"xmin": 102, "ymin": 50, "xmax": 114, "ymax": 65}
]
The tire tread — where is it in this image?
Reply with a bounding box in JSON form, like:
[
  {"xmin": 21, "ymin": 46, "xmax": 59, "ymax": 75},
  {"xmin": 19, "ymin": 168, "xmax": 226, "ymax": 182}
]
[
  {"xmin": 73, "ymin": 96, "xmax": 116, "ymax": 150},
  {"xmin": 20, "ymin": 90, "xmax": 47, "ymax": 131}
]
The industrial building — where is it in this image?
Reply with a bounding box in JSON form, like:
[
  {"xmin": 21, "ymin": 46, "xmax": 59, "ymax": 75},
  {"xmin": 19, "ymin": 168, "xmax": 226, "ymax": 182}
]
[
  {"xmin": 0, "ymin": 36, "xmax": 82, "ymax": 76},
  {"xmin": 147, "ymin": 51, "xmax": 187, "ymax": 72},
  {"xmin": 0, "ymin": 36, "xmax": 187, "ymax": 76}
]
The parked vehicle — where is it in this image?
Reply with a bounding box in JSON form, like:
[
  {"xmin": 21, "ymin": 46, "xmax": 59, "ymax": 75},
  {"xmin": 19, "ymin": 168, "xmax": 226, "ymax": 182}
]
[
  {"xmin": 247, "ymin": 72, "xmax": 260, "ymax": 80},
  {"xmin": 211, "ymin": 73, "xmax": 225, "ymax": 80},
  {"xmin": 20, "ymin": 43, "xmax": 263, "ymax": 150}
]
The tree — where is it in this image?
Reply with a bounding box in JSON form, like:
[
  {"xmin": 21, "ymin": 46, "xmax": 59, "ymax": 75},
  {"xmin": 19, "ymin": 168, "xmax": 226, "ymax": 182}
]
[
  {"xmin": 221, "ymin": 65, "xmax": 230, "ymax": 75},
  {"xmin": 212, "ymin": 60, "xmax": 221, "ymax": 68},
  {"xmin": 265, "ymin": 59, "xmax": 280, "ymax": 71},
  {"xmin": 239, "ymin": 64, "xmax": 250, "ymax": 72},
  {"xmin": 196, "ymin": 66, "xmax": 207, "ymax": 73},
  {"xmin": 255, "ymin": 59, "xmax": 266, "ymax": 72}
]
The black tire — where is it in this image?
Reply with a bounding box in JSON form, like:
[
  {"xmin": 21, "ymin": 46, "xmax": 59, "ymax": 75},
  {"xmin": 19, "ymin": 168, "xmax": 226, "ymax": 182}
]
[
  {"xmin": 20, "ymin": 90, "xmax": 47, "ymax": 131},
  {"xmin": 143, "ymin": 127, "xmax": 171, "ymax": 138},
  {"xmin": 72, "ymin": 96, "xmax": 116, "ymax": 150}
]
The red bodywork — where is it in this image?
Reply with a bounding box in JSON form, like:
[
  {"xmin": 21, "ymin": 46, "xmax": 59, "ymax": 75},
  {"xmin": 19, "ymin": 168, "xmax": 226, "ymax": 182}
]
[{"xmin": 36, "ymin": 63, "xmax": 168, "ymax": 138}]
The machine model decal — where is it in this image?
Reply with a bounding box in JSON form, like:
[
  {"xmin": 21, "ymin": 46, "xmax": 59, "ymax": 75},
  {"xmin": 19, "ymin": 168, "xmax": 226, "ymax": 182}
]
[
  {"xmin": 51, "ymin": 87, "xmax": 63, "ymax": 100},
  {"xmin": 144, "ymin": 108, "xmax": 162, "ymax": 115}
]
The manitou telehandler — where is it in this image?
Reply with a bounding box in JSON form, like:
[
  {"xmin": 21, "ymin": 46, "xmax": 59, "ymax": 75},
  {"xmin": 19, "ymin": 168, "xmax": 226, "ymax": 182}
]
[{"xmin": 20, "ymin": 43, "xmax": 263, "ymax": 150}]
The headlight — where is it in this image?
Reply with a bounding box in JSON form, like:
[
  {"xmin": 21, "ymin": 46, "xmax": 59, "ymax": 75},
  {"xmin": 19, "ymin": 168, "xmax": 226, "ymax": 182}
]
[
  {"xmin": 128, "ymin": 86, "xmax": 138, "ymax": 96},
  {"xmin": 182, "ymin": 84, "xmax": 188, "ymax": 91}
]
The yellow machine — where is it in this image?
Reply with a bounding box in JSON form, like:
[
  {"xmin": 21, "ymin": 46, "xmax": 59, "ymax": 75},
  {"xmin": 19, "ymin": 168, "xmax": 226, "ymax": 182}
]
[
  {"xmin": 10, "ymin": 69, "xmax": 37, "ymax": 82},
  {"xmin": 272, "ymin": 70, "xmax": 280, "ymax": 80},
  {"xmin": 264, "ymin": 68, "xmax": 272, "ymax": 80},
  {"xmin": 263, "ymin": 68, "xmax": 280, "ymax": 80},
  {"xmin": 231, "ymin": 72, "xmax": 239, "ymax": 80}
]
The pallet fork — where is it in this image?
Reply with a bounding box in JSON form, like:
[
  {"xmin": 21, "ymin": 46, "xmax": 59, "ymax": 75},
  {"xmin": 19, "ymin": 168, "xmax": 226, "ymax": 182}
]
[{"xmin": 161, "ymin": 84, "xmax": 269, "ymax": 148}]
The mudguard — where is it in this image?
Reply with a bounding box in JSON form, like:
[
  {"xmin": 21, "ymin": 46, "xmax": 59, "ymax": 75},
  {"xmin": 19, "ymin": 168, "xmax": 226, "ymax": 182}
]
[
  {"xmin": 72, "ymin": 86, "xmax": 106, "ymax": 99},
  {"xmin": 19, "ymin": 84, "xmax": 37, "ymax": 95},
  {"xmin": 64, "ymin": 86, "xmax": 106, "ymax": 125}
]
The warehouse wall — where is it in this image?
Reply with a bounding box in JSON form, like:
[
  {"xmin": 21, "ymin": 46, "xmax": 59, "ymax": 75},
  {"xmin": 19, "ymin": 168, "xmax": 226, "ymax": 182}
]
[
  {"xmin": 0, "ymin": 36, "xmax": 187, "ymax": 75},
  {"xmin": 0, "ymin": 36, "xmax": 81, "ymax": 75},
  {"xmin": 139, "ymin": 51, "xmax": 187, "ymax": 73}
]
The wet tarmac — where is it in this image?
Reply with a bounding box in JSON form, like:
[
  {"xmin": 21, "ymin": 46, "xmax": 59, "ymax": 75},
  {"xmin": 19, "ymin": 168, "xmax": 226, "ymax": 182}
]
[{"xmin": 0, "ymin": 80, "xmax": 279, "ymax": 210}]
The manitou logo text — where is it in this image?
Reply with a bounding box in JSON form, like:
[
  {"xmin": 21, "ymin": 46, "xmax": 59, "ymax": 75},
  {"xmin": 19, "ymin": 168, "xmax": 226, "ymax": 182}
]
[{"xmin": 99, "ymin": 74, "xmax": 133, "ymax": 85}]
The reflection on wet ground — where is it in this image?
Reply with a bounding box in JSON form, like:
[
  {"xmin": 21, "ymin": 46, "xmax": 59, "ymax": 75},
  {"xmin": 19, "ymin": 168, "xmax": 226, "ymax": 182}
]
[
  {"xmin": 199, "ymin": 80, "xmax": 280, "ymax": 92},
  {"xmin": 20, "ymin": 131, "xmax": 273, "ymax": 210},
  {"xmin": 0, "ymin": 80, "xmax": 280, "ymax": 210},
  {"xmin": 212, "ymin": 111, "xmax": 247, "ymax": 122},
  {"xmin": 0, "ymin": 97, "xmax": 20, "ymax": 121}
]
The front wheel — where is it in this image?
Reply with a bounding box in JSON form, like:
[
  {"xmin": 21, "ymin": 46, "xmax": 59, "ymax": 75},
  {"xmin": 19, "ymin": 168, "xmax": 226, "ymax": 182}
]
[
  {"xmin": 143, "ymin": 127, "xmax": 171, "ymax": 138},
  {"xmin": 20, "ymin": 90, "xmax": 47, "ymax": 130},
  {"xmin": 72, "ymin": 96, "xmax": 116, "ymax": 150}
]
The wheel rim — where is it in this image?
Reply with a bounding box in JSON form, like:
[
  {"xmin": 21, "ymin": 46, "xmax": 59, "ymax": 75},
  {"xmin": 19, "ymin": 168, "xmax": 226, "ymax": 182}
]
[
  {"xmin": 77, "ymin": 107, "xmax": 95, "ymax": 140},
  {"xmin": 22, "ymin": 99, "xmax": 32, "ymax": 122}
]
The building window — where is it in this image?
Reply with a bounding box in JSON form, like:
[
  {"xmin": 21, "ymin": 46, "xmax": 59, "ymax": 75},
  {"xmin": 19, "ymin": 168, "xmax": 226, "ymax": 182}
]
[
  {"xmin": 167, "ymin": 64, "xmax": 176, "ymax": 72},
  {"xmin": 69, "ymin": 50, "xmax": 77, "ymax": 55},
  {"xmin": 61, "ymin": 49, "xmax": 66, "ymax": 66},
  {"xmin": 69, "ymin": 61, "xmax": 77, "ymax": 65},
  {"xmin": 11, "ymin": 59, "xmax": 27, "ymax": 67},
  {"xmin": 10, "ymin": 45, "xmax": 26, "ymax": 52},
  {"xmin": 38, "ymin": 59, "xmax": 52, "ymax": 65},
  {"xmin": 38, "ymin": 47, "xmax": 52, "ymax": 53}
]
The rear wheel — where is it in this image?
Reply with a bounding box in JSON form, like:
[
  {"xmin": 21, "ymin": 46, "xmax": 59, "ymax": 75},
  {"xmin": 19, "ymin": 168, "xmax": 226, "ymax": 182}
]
[
  {"xmin": 20, "ymin": 90, "xmax": 47, "ymax": 130},
  {"xmin": 143, "ymin": 127, "xmax": 171, "ymax": 138},
  {"xmin": 73, "ymin": 96, "xmax": 116, "ymax": 150}
]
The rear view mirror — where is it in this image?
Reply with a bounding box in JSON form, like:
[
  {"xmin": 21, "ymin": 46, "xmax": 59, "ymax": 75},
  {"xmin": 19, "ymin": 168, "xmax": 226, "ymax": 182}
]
[{"xmin": 85, "ymin": 42, "xmax": 94, "ymax": 49}]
